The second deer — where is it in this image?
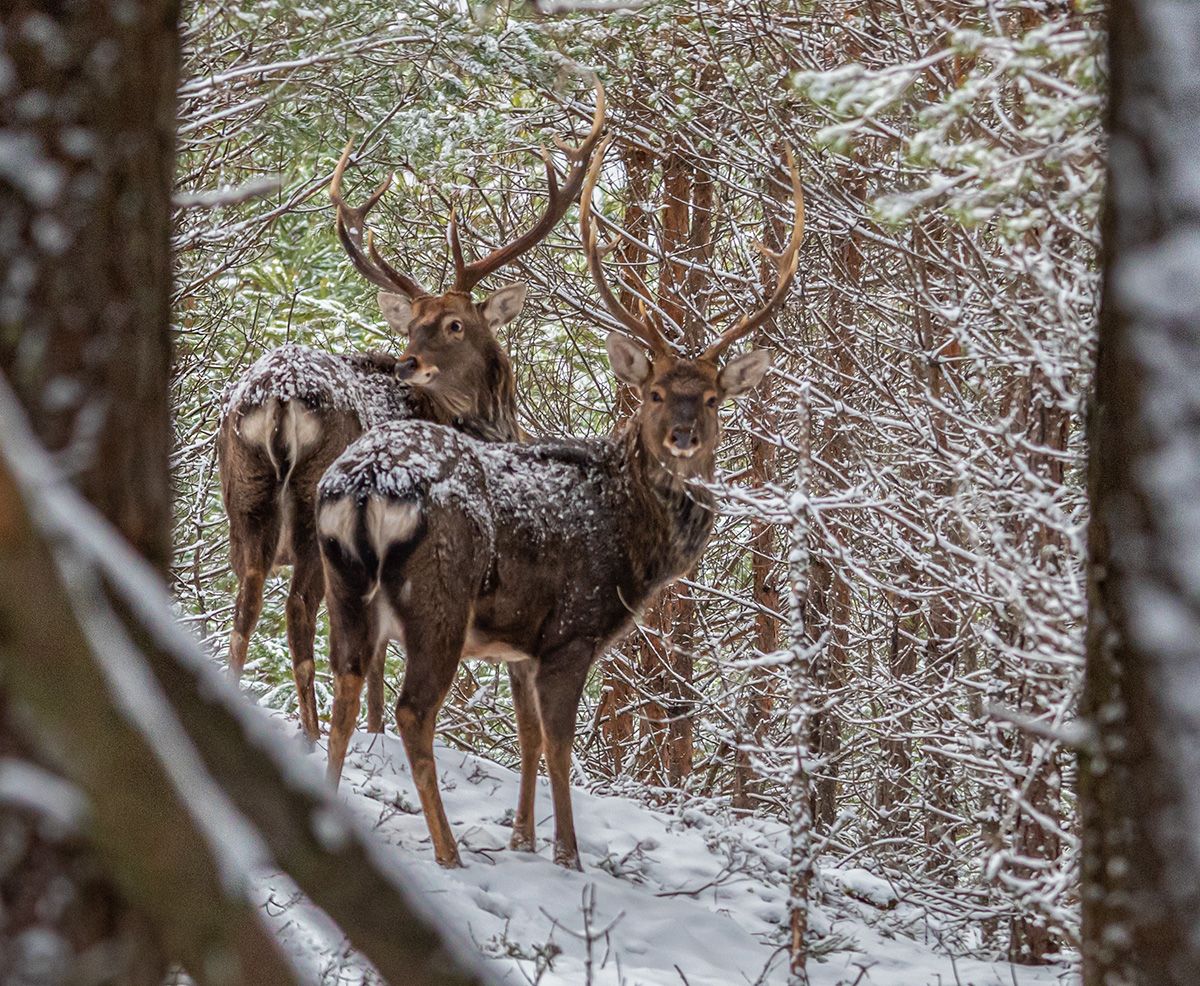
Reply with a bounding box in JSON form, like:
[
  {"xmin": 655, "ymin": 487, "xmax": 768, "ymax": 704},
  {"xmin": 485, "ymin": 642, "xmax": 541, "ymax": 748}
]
[
  {"xmin": 218, "ymin": 88, "xmax": 605, "ymax": 739},
  {"xmin": 316, "ymin": 137, "xmax": 803, "ymax": 868}
]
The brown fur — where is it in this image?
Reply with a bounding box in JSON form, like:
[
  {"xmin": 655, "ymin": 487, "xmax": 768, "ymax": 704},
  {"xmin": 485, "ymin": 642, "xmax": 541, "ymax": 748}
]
[
  {"xmin": 218, "ymin": 289, "xmax": 524, "ymax": 740},
  {"xmin": 317, "ymin": 338, "xmax": 770, "ymax": 867}
]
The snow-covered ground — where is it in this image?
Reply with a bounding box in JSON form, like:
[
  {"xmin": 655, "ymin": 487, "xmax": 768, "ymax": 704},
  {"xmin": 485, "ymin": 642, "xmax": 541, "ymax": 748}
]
[{"xmin": 260, "ymin": 725, "xmax": 1079, "ymax": 986}]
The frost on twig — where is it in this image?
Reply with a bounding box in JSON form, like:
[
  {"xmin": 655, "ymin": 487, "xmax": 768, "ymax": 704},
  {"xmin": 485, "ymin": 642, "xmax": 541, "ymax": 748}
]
[{"xmin": 174, "ymin": 177, "xmax": 283, "ymax": 210}]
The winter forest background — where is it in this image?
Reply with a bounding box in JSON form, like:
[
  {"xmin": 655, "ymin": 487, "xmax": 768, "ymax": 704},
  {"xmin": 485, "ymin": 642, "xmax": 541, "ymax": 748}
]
[{"xmin": 4, "ymin": 0, "xmax": 1152, "ymax": 984}]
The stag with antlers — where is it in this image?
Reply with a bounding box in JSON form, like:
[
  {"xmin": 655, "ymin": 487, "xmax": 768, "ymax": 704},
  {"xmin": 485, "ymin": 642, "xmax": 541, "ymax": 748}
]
[
  {"xmin": 217, "ymin": 86, "xmax": 605, "ymax": 740},
  {"xmin": 315, "ymin": 135, "xmax": 804, "ymax": 868}
]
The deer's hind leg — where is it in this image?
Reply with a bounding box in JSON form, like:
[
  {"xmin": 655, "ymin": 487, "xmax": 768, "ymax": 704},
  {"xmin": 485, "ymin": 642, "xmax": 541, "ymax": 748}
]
[
  {"xmin": 508, "ymin": 660, "xmax": 543, "ymax": 852},
  {"xmin": 324, "ymin": 567, "xmax": 377, "ymax": 787},
  {"xmin": 226, "ymin": 497, "xmax": 280, "ymax": 682},
  {"xmin": 285, "ymin": 479, "xmax": 329, "ymax": 741},
  {"xmin": 287, "ymin": 553, "xmax": 324, "ymax": 742},
  {"xmin": 393, "ymin": 606, "xmax": 469, "ymax": 868}
]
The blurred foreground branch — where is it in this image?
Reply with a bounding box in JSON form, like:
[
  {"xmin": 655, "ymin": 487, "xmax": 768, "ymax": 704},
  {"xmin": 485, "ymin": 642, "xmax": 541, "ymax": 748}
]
[{"xmin": 0, "ymin": 376, "xmax": 495, "ymax": 986}]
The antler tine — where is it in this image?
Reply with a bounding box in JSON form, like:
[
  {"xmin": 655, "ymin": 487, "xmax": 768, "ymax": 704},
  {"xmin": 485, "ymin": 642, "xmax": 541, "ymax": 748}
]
[
  {"xmin": 580, "ymin": 135, "xmax": 671, "ymax": 357},
  {"xmin": 452, "ymin": 81, "xmax": 608, "ymax": 293},
  {"xmin": 553, "ymin": 79, "xmax": 607, "ymax": 163},
  {"xmin": 702, "ymin": 147, "xmax": 804, "ymax": 362},
  {"xmin": 331, "ymin": 139, "xmax": 428, "ymax": 298},
  {"xmin": 365, "ymin": 230, "xmax": 427, "ymax": 300},
  {"xmin": 447, "ymin": 205, "xmax": 469, "ymax": 290}
]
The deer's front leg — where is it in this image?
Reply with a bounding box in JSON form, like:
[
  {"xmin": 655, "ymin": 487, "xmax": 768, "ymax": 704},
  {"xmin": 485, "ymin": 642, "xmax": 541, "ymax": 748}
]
[
  {"xmin": 366, "ymin": 642, "xmax": 388, "ymax": 734},
  {"xmin": 535, "ymin": 654, "xmax": 591, "ymax": 871},
  {"xmin": 327, "ymin": 671, "xmax": 364, "ymax": 786},
  {"xmin": 508, "ymin": 660, "xmax": 543, "ymax": 852}
]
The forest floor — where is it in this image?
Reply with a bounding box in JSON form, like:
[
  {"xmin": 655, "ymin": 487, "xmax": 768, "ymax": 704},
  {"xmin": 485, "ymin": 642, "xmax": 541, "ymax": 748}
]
[{"xmin": 258, "ymin": 723, "xmax": 1080, "ymax": 986}]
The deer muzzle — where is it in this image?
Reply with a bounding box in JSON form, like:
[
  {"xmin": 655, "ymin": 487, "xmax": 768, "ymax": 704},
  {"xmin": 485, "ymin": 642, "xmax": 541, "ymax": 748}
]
[
  {"xmin": 397, "ymin": 354, "xmax": 439, "ymax": 387},
  {"xmin": 664, "ymin": 426, "xmax": 701, "ymax": 458}
]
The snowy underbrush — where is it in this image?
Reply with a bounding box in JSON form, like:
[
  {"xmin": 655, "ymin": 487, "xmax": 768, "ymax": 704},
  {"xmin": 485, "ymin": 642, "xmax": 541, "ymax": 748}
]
[{"xmin": 257, "ymin": 723, "xmax": 1079, "ymax": 986}]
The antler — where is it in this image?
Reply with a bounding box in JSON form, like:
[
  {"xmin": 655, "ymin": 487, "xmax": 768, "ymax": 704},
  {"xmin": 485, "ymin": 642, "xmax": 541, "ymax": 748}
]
[
  {"xmin": 701, "ymin": 148, "xmax": 804, "ymax": 362},
  {"xmin": 450, "ymin": 81, "xmax": 607, "ymax": 293},
  {"xmin": 579, "ymin": 135, "xmax": 671, "ymax": 357},
  {"xmin": 330, "ymin": 140, "xmax": 428, "ymax": 298}
]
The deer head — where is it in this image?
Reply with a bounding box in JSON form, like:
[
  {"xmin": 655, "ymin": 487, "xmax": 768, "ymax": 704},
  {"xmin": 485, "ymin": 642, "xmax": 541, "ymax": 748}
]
[
  {"xmin": 328, "ymin": 85, "xmax": 606, "ymax": 409},
  {"xmin": 580, "ymin": 137, "xmax": 804, "ymax": 479}
]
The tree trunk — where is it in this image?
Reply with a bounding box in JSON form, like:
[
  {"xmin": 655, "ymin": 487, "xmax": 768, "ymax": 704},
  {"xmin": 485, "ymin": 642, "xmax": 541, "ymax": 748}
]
[
  {"xmin": 635, "ymin": 140, "xmax": 707, "ymax": 786},
  {"xmin": 0, "ymin": 3, "xmax": 178, "ymax": 980},
  {"xmin": 596, "ymin": 141, "xmax": 652, "ymax": 777},
  {"xmin": 733, "ymin": 157, "xmax": 787, "ymax": 810},
  {"xmin": 1083, "ymin": 1, "xmax": 1200, "ymax": 982}
]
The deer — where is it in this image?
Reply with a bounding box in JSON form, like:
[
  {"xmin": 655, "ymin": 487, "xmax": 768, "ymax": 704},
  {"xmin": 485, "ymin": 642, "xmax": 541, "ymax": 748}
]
[
  {"xmin": 217, "ymin": 86, "xmax": 605, "ymax": 741},
  {"xmin": 314, "ymin": 135, "xmax": 804, "ymax": 869}
]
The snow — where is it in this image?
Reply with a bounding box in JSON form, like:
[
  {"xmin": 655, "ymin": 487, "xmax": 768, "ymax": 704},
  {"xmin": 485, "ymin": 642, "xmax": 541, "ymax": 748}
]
[
  {"xmin": 0, "ymin": 759, "xmax": 88, "ymax": 839},
  {"xmin": 258, "ymin": 721, "xmax": 1079, "ymax": 986},
  {"xmin": 220, "ymin": 344, "xmax": 417, "ymax": 430},
  {"xmin": 319, "ymin": 419, "xmax": 630, "ymax": 555}
]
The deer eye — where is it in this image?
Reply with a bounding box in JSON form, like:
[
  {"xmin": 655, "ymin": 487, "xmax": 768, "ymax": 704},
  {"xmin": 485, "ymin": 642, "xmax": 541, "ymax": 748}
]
[
  {"xmin": 447, "ymin": 320, "xmax": 464, "ymax": 334},
  {"xmin": 649, "ymin": 390, "xmax": 664, "ymax": 403},
  {"xmin": 705, "ymin": 395, "xmax": 718, "ymax": 408}
]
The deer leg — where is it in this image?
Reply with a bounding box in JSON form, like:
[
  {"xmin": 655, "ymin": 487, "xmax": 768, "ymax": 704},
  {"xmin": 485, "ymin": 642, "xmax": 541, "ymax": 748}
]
[
  {"xmin": 325, "ymin": 594, "xmax": 375, "ymax": 788},
  {"xmin": 508, "ymin": 660, "xmax": 543, "ymax": 852},
  {"xmin": 535, "ymin": 657, "xmax": 591, "ymax": 871},
  {"xmin": 286, "ymin": 556, "xmax": 324, "ymax": 742},
  {"xmin": 226, "ymin": 489, "xmax": 280, "ymax": 682},
  {"xmin": 228, "ymin": 568, "xmax": 266, "ymax": 680},
  {"xmin": 394, "ymin": 620, "xmax": 465, "ymax": 868},
  {"xmin": 366, "ymin": 642, "xmax": 388, "ymax": 734},
  {"xmin": 326, "ymin": 671, "xmax": 364, "ymax": 787}
]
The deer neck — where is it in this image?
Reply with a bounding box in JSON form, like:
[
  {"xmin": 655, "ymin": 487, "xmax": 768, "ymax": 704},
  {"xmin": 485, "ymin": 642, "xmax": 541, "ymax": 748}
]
[
  {"xmin": 403, "ymin": 371, "xmax": 522, "ymax": 443},
  {"xmin": 620, "ymin": 422, "xmax": 716, "ymax": 585}
]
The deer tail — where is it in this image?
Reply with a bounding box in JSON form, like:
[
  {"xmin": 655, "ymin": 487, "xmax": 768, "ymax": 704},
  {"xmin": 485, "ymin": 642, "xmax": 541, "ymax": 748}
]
[
  {"xmin": 317, "ymin": 495, "xmax": 424, "ymax": 605},
  {"xmin": 236, "ymin": 397, "xmax": 322, "ymax": 488}
]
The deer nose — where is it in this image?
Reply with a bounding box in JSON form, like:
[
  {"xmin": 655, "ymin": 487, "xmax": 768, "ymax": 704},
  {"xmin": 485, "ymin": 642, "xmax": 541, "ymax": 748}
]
[
  {"xmin": 669, "ymin": 426, "xmax": 699, "ymax": 450},
  {"xmin": 396, "ymin": 355, "xmax": 421, "ymax": 380}
]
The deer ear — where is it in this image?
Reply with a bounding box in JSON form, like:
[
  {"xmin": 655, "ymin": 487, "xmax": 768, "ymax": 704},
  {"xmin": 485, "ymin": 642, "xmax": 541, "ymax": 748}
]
[
  {"xmin": 378, "ymin": 291, "xmax": 414, "ymax": 333},
  {"xmin": 606, "ymin": 332, "xmax": 652, "ymax": 387},
  {"xmin": 481, "ymin": 282, "xmax": 527, "ymax": 326},
  {"xmin": 718, "ymin": 349, "xmax": 771, "ymax": 399}
]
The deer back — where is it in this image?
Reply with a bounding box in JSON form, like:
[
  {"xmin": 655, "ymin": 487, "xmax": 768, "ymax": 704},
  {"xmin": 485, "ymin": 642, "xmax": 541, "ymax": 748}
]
[{"xmin": 318, "ymin": 419, "xmax": 715, "ymax": 653}]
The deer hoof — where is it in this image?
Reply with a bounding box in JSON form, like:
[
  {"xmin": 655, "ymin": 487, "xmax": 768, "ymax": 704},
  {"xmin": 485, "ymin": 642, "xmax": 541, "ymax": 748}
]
[
  {"xmin": 554, "ymin": 848, "xmax": 582, "ymax": 871},
  {"xmin": 436, "ymin": 853, "xmax": 463, "ymax": 869},
  {"xmin": 509, "ymin": 831, "xmax": 536, "ymax": 853}
]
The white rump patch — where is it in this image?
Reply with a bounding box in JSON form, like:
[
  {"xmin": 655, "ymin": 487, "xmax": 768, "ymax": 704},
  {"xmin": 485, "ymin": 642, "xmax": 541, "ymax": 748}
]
[
  {"xmin": 318, "ymin": 497, "xmax": 359, "ymax": 555},
  {"xmin": 364, "ymin": 498, "xmax": 421, "ymax": 556},
  {"xmin": 237, "ymin": 397, "xmax": 277, "ymax": 450},
  {"xmin": 237, "ymin": 398, "xmax": 323, "ymax": 484},
  {"xmin": 288, "ymin": 401, "xmax": 322, "ymax": 451}
]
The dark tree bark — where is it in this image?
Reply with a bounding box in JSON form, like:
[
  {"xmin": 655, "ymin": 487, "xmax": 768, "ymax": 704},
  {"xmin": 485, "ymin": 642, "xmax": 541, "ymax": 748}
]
[
  {"xmin": 0, "ymin": 5, "xmax": 497, "ymax": 984},
  {"xmin": 0, "ymin": 0, "xmax": 176, "ymax": 572},
  {"xmin": 1083, "ymin": 1, "xmax": 1200, "ymax": 983},
  {"xmin": 0, "ymin": 4, "xmax": 179, "ymax": 981}
]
